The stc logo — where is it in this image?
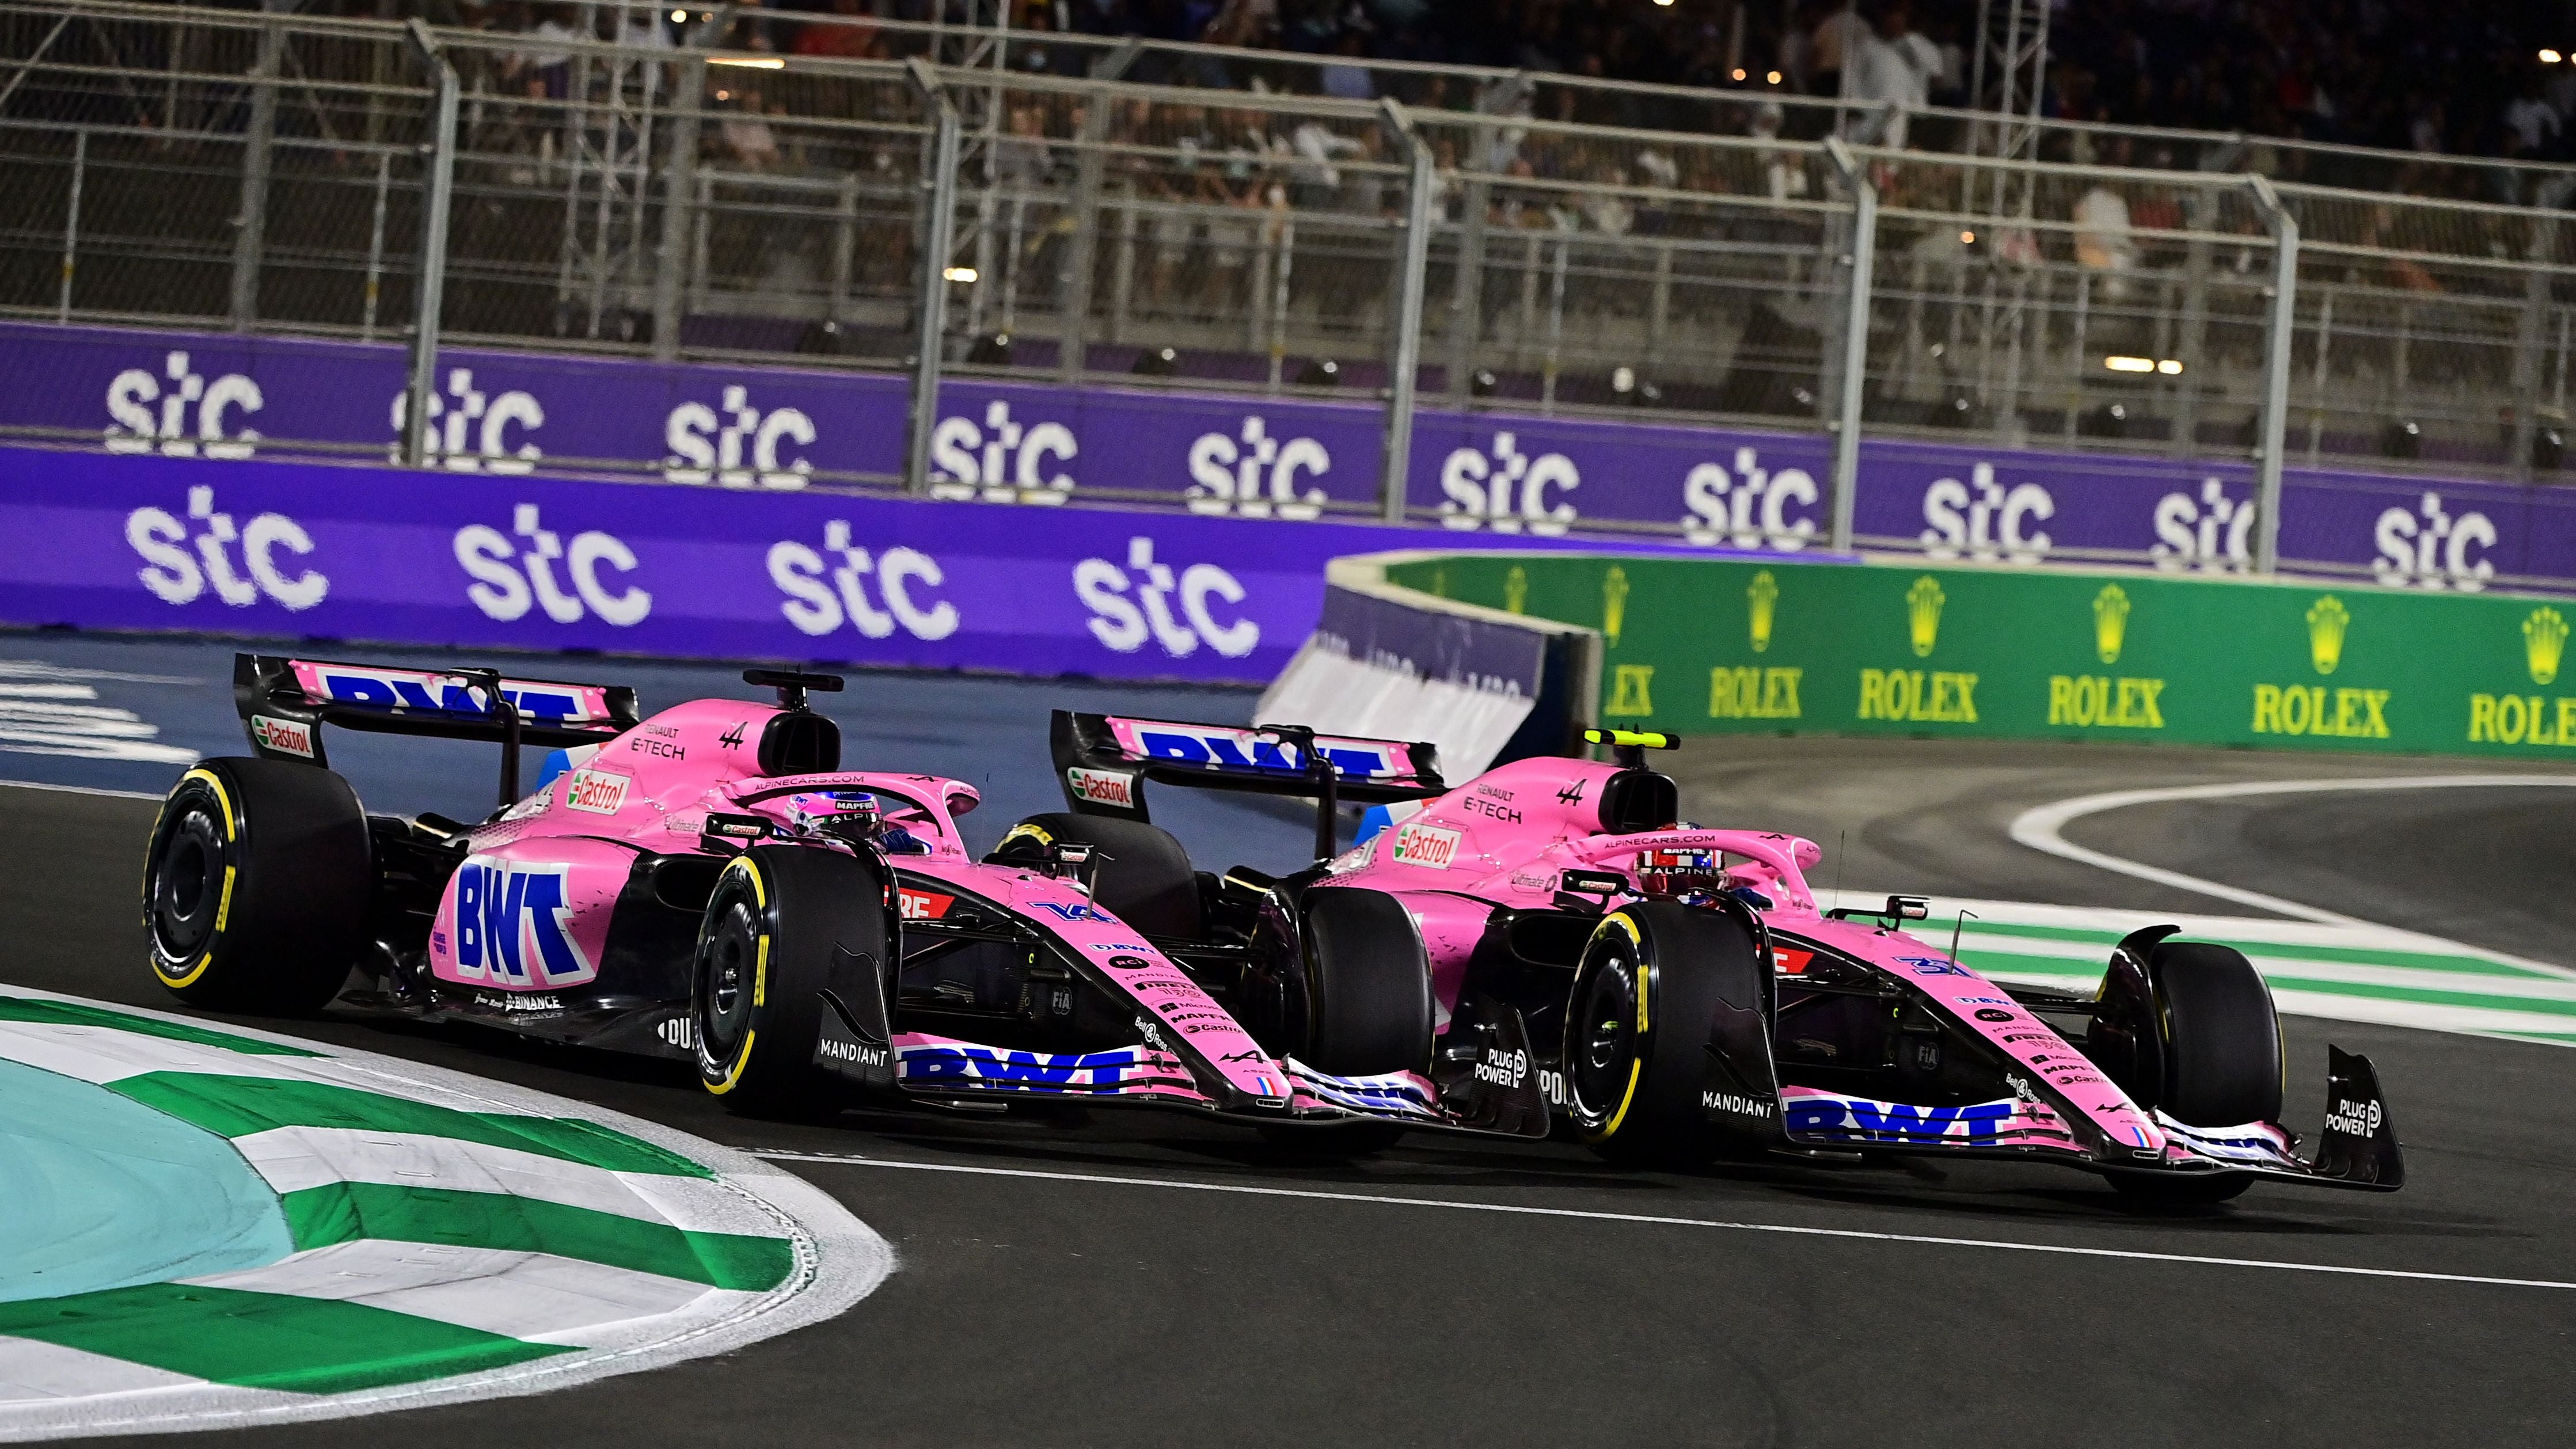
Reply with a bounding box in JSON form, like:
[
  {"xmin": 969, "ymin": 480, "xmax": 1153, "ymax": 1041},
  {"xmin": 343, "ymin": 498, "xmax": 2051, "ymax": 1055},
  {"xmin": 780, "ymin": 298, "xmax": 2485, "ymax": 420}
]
[
  {"xmin": 1682, "ymin": 447, "xmax": 1819, "ymax": 550},
  {"xmin": 389, "ymin": 369, "xmax": 545, "ymax": 473},
  {"xmin": 768, "ymin": 520, "xmax": 961, "ymax": 641},
  {"xmin": 1187, "ymin": 416, "xmax": 1329, "ymax": 519},
  {"xmin": 2151, "ymin": 477, "xmax": 2256, "ymax": 572},
  {"xmin": 665, "ymin": 385, "xmax": 815, "ymax": 489},
  {"xmin": 1439, "ymin": 432, "xmax": 1579, "ymax": 534},
  {"xmin": 106, "ymin": 352, "xmax": 262, "ymax": 458},
  {"xmin": 1920, "ymin": 461, "xmax": 2054, "ymax": 564},
  {"xmin": 2373, "ymin": 492, "xmax": 2496, "ymax": 591},
  {"xmin": 454, "ymin": 504, "xmax": 652, "ymax": 627},
  {"xmin": 930, "ymin": 400, "xmax": 1077, "ymax": 503},
  {"xmin": 126, "ymin": 486, "xmax": 328, "ymax": 611},
  {"xmin": 1074, "ymin": 537, "xmax": 1259, "ymax": 659}
]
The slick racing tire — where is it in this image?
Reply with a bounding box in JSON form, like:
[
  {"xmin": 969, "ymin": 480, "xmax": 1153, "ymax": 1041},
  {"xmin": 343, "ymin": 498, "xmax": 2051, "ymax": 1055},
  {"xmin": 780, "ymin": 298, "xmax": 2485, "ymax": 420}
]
[
  {"xmin": 1298, "ymin": 887, "xmax": 1433, "ymax": 1078},
  {"xmin": 987, "ymin": 812, "xmax": 1200, "ymax": 940},
  {"xmin": 2089, "ymin": 940, "xmax": 2284, "ymax": 1128},
  {"xmin": 142, "ymin": 758, "xmax": 370, "ymax": 1013},
  {"xmin": 693, "ymin": 844, "xmax": 892, "ymax": 1119},
  {"xmin": 1563, "ymin": 902, "xmax": 1750, "ymax": 1168}
]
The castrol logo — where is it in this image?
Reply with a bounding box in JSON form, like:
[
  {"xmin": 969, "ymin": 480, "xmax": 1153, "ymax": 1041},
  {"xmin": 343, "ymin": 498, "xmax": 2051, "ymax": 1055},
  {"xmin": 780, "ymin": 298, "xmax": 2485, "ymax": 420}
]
[
  {"xmin": 1066, "ymin": 766, "xmax": 1135, "ymax": 808},
  {"xmin": 564, "ymin": 767, "xmax": 630, "ymax": 815},
  {"xmin": 1391, "ymin": 821, "xmax": 1462, "ymax": 869}
]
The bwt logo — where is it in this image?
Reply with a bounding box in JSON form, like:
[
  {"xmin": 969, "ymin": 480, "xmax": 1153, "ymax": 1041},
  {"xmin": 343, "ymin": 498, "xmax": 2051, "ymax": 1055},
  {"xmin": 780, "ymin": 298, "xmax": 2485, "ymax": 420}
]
[
  {"xmin": 930, "ymin": 400, "xmax": 1077, "ymax": 503},
  {"xmin": 126, "ymin": 486, "xmax": 327, "ymax": 611},
  {"xmin": 769, "ymin": 520, "xmax": 960, "ymax": 641},
  {"xmin": 389, "ymin": 369, "xmax": 545, "ymax": 473},
  {"xmin": 1682, "ymin": 446, "xmax": 1819, "ymax": 550},
  {"xmin": 665, "ymin": 385, "xmax": 815, "ymax": 489},
  {"xmin": 1187, "ymin": 416, "xmax": 1329, "ymax": 519},
  {"xmin": 454, "ymin": 504, "xmax": 652, "ymax": 626},
  {"xmin": 2374, "ymin": 492, "xmax": 2496, "ymax": 592},
  {"xmin": 1438, "ymin": 432, "xmax": 1579, "ymax": 534},
  {"xmin": 449, "ymin": 856, "xmax": 594, "ymax": 988},
  {"xmin": 106, "ymin": 351, "xmax": 262, "ymax": 458},
  {"xmin": 1074, "ymin": 538, "xmax": 1258, "ymax": 659},
  {"xmin": 1920, "ymin": 462, "xmax": 2054, "ymax": 564},
  {"xmin": 2152, "ymin": 477, "xmax": 2256, "ymax": 572}
]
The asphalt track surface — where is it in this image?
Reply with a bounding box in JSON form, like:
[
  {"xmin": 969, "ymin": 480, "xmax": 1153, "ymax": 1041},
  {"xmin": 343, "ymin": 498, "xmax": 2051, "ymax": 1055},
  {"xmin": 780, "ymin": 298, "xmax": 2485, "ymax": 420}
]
[{"xmin": 7, "ymin": 634, "xmax": 2576, "ymax": 1446}]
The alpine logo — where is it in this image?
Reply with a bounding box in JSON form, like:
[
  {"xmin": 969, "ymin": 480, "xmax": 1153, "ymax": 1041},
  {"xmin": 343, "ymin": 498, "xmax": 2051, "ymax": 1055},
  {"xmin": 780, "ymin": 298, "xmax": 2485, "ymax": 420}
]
[
  {"xmin": 1066, "ymin": 766, "xmax": 1136, "ymax": 808},
  {"xmin": 1391, "ymin": 822, "xmax": 1463, "ymax": 869},
  {"xmin": 449, "ymin": 856, "xmax": 594, "ymax": 987},
  {"xmin": 718, "ymin": 722, "xmax": 747, "ymax": 750},
  {"xmin": 563, "ymin": 767, "xmax": 630, "ymax": 815},
  {"xmin": 2325, "ymin": 1097, "xmax": 2384, "ymax": 1136},
  {"xmin": 249, "ymin": 714, "xmax": 314, "ymax": 759}
]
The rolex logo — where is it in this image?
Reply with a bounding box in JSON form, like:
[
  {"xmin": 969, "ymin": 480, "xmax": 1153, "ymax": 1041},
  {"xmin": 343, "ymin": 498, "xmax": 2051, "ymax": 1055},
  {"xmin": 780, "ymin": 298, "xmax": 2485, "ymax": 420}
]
[
  {"xmin": 1906, "ymin": 576, "xmax": 1946, "ymax": 657},
  {"xmin": 2306, "ymin": 595, "xmax": 2349, "ymax": 676},
  {"xmin": 1603, "ymin": 565, "xmax": 1631, "ymax": 646},
  {"xmin": 2528, "ymin": 606, "xmax": 2568, "ymax": 686},
  {"xmin": 1748, "ymin": 570, "xmax": 1779, "ymax": 654},
  {"xmin": 2092, "ymin": 584, "xmax": 2130, "ymax": 665},
  {"xmin": 1503, "ymin": 565, "xmax": 1529, "ymax": 616}
]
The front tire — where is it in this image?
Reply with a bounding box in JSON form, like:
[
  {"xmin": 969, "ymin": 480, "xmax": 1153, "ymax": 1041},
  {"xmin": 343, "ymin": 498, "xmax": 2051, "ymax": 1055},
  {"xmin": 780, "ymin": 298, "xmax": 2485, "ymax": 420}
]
[
  {"xmin": 693, "ymin": 844, "xmax": 892, "ymax": 1117},
  {"xmin": 142, "ymin": 758, "xmax": 370, "ymax": 1013},
  {"xmin": 1563, "ymin": 902, "xmax": 1751, "ymax": 1167},
  {"xmin": 2091, "ymin": 938, "xmax": 2281, "ymax": 1206}
]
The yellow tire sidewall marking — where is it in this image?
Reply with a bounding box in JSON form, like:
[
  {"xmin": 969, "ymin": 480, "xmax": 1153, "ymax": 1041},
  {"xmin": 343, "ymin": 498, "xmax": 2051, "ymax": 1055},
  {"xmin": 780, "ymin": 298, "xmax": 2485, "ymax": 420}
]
[
  {"xmin": 155, "ymin": 769, "xmax": 238, "ymax": 989},
  {"xmin": 707, "ymin": 854, "xmax": 771, "ymax": 1096}
]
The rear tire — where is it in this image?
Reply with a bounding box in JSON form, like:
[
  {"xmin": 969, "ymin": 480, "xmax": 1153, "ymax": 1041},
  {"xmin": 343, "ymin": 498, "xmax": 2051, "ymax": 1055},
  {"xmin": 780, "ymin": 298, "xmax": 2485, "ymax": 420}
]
[
  {"xmin": 988, "ymin": 812, "xmax": 1199, "ymax": 939},
  {"xmin": 1298, "ymin": 887, "xmax": 1433, "ymax": 1078},
  {"xmin": 142, "ymin": 758, "xmax": 370, "ymax": 1013},
  {"xmin": 1563, "ymin": 902, "xmax": 1751, "ymax": 1167},
  {"xmin": 693, "ymin": 845, "xmax": 891, "ymax": 1118}
]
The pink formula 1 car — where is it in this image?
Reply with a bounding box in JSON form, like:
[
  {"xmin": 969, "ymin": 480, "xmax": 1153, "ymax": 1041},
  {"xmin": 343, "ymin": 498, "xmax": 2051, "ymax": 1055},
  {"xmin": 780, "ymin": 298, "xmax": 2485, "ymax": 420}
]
[
  {"xmin": 1042, "ymin": 715, "xmax": 2405, "ymax": 1201},
  {"xmin": 141, "ymin": 655, "xmax": 1545, "ymax": 1136}
]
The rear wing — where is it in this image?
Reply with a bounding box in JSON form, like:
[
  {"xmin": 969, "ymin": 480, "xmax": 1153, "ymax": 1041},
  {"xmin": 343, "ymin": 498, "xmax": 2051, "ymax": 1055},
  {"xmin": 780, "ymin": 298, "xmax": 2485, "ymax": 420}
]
[
  {"xmin": 233, "ymin": 653, "xmax": 640, "ymax": 807},
  {"xmin": 1051, "ymin": 710, "xmax": 1444, "ymax": 861}
]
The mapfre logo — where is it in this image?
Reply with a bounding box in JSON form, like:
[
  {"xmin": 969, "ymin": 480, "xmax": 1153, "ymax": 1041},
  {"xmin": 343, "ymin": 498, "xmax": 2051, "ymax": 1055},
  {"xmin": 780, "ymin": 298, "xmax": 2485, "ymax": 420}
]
[
  {"xmin": 126, "ymin": 485, "xmax": 329, "ymax": 611},
  {"xmin": 1438, "ymin": 431, "xmax": 1579, "ymax": 534},
  {"xmin": 1682, "ymin": 446, "xmax": 1819, "ymax": 550},
  {"xmin": 389, "ymin": 368, "xmax": 545, "ymax": 473},
  {"xmin": 454, "ymin": 504, "xmax": 652, "ymax": 627},
  {"xmin": 1390, "ymin": 821, "xmax": 1462, "ymax": 869},
  {"xmin": 1187, "ymin": 416, "xmax": 1329, "ymax": 519},
  {"xmin": 768, "ymin": 520, "xmax": 960, "ymax": 641},
  {"xmin": 930, "ymin": 400, "xmax": 1077, "ymax": 503},
  {"xmin": 105, "ymin": 351, "xmax": 262, "ymax": 458},
  {"xmin": 1066, "ymin": 766, "xmax": 1135, "ymax": 807},
  {"xmin": 664, "ymin": 385, "xmax": 815, "ymax": 489},
  {"xmin": 1074, "ymin": 538, "xmax": 1258, "ymax": 659}
]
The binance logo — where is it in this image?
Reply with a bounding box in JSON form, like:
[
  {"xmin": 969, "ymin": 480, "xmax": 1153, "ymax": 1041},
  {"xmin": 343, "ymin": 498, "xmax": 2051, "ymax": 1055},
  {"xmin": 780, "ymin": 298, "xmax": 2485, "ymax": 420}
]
[
  {"xmin": 2526, "ymin": 606, "xmax": 2567, "ymax": 686},
  {"xmin": 2306, "ymin": 595, "xmax": 2349, "ymax": 675},
  {"xmin": 2092, "ymin": 584, "xmax": 2130, "ymax": 665},
  {"xmin": 1906, "ymin": 576, "xmax": 1945, "ymax": 657},
  {"xmin": 1603, "ymin": 565, "xmax": 1631, "ymax": 646},
  {"xmin": 1748, "ymin": 569, "xmax": 1779, "ymax": 653},
  {"xmin": 1503, "ymin": 565, "xmax": 1529, "ymax": 616},
  {"xmin": 1607, "ymin": 664, "xmax": 1655, "ymax": 717}
]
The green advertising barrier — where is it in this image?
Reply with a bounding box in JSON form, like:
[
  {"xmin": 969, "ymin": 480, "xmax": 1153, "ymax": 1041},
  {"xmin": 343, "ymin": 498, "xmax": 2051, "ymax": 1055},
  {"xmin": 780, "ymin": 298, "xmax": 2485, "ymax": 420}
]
[{"xmin": 1378, "ymin": 553, "xmax": 2576, "ymax": 759}]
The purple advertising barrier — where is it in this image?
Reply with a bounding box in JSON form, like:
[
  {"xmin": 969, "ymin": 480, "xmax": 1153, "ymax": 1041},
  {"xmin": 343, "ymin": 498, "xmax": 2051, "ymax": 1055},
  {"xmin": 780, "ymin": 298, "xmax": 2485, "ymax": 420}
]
[{"xmin": 0, "ymin": 444, "xmax": 1762, "ymax": 686}]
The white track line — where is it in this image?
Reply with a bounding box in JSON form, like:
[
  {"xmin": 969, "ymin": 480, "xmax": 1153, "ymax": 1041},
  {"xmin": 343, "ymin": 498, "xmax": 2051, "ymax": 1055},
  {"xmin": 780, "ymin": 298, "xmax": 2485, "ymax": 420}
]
[
  {"xmin": 0, "ymin": 778, "xmax": 166, "ymax": 801},
  {"xmin": 2008, "ymin": 775, "xmax": 2576, "ymax": 931},
  {"xmin": 756, "ymin": 1150, "xmax": 2576, "ymax": 1293}
]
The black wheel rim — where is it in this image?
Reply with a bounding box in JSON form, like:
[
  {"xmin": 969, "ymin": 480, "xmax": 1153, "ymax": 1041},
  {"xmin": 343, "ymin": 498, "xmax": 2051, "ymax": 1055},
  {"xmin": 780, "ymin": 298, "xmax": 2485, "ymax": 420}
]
[
  {"xmin": 1570, "ymin": 950, "xmax": 1640, "ymax": 1125},
  {"xmin": 696, "ymin": 895, "xmax": 762, "ymax": 1061},
  {"xmin": 151, "ymin": 803, "xmax": 226, "ymax": 961}
]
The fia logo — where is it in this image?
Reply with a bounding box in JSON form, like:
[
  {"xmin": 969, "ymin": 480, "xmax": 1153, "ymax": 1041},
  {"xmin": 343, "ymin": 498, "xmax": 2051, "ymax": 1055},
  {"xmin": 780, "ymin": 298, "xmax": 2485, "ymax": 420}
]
[
  {"xmin": 1187, "ymin": 416, "xmax": 1329, "ymax": 519},
  {"xmin": 389, "ymin": 369, "xmax": 545, "ymax": 473},
  {"xmin": 454, "ymin": 504, "xmax": 652, "ymax": 627},
  {"xmin": 1920, "ymin": 462, "xmax": 2054, "ymax": 564},
  {"xmin": 664, "ymin": 385, "xmax": 815, "ymax": 489},
  {"xmin": 2150, "ymin": 477, "xmax": 2255, "ymax": 572},
  {"xmin": 105, "ymin": 351, "xmax": 263, "ymax": 458},
  {"xmin": 1438, "ymin": 432, "xmax": 1579, "ymax": 534},
  {"xmin": 768, "ymin": 520, "xmax": 961, "ymax": 642},
  {"xmin": 1682, "ymin": 447, "xmax": 1819, "ymax": 550},
  {"xmin": 929, "ymin": 400, "xmax": 1078, "ymax": 503},
  {"xmin": 125, "ymin": 485, "xmax": 328, "ymax": 611},
  {"xmin": 1074, "ymin": 537, "xmax": 1259, "ymax": 659},
  {"xmin": 2372, "ymin": 492, "xmax": 2497, "ymax": 592}
]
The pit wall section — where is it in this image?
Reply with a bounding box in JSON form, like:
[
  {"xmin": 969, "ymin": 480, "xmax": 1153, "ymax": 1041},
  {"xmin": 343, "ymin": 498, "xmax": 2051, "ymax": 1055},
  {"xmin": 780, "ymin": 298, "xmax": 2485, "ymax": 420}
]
[{"xmin": 1376, "ymin": 553, "xmax": 2576, "ymax": 759}]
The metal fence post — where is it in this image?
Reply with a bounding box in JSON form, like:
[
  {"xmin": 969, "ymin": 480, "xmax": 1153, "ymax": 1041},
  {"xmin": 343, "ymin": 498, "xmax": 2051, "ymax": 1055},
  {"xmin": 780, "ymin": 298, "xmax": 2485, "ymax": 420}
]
[
  {"xmin": 1379, "ymin": 99, "xmax": 1435, "ymax": 526},
  {"xmin": 1057, "ymin": 82, "xmax": 1112, "ymax": 382},
  {"xmin": 906, "ymin": 60, "xmax": 963, "ymax": 498},
  {"xmin": 651, "ymin": 9, "xmax": 727, "ymax": 362},
  {"xmin": 229, "ymin": 7, "xmax": 283, "ymax": 328},
  {"xmin": 58, "ymin": 129, "xmax": 84, "ymax": 322},
  {"xmin": 1822, "ymin": 138, "xmax": 1876, "ymax": 555},
  {"xmin": 401, "ymin": 21, "xmax": 458, "ymax": 470},
  {"xmin": 2248, "ymin": 176, "xmax": 2298, "ymax": 575}
]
